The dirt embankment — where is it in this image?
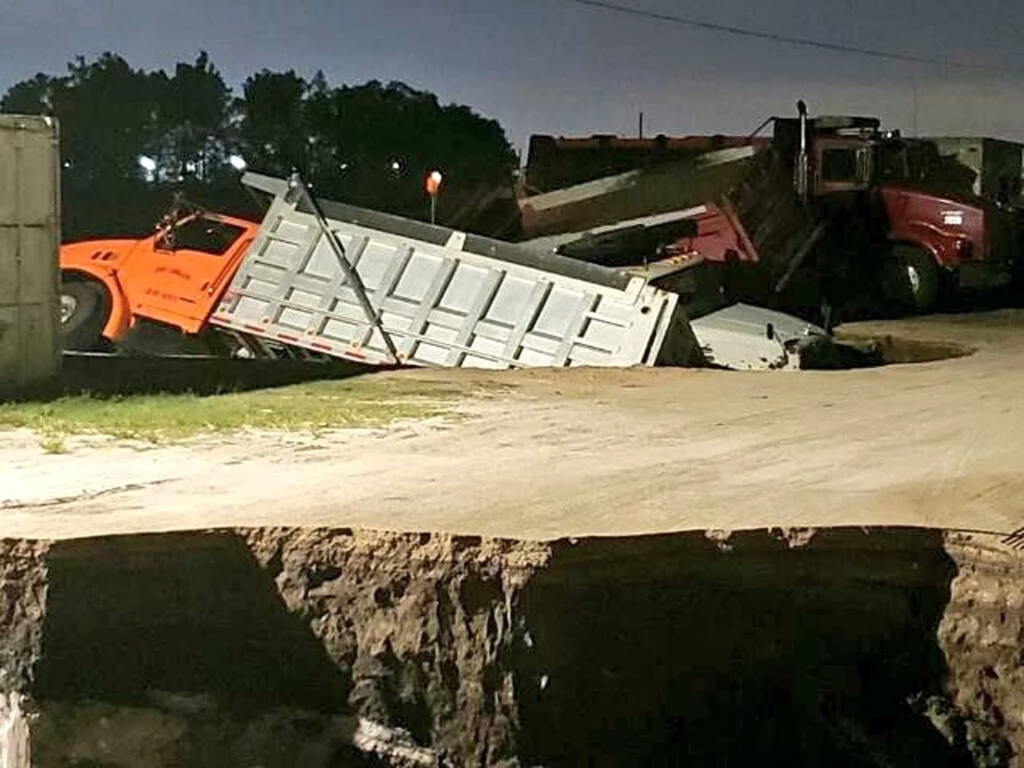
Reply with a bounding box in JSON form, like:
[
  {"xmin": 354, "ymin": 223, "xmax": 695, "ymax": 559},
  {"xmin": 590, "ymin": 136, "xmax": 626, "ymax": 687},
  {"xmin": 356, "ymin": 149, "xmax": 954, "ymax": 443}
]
[
  {"xmin": 940, "ymin": 534, "xmax": 1024, "ymax": 766},
  {"xmin": 0, "ymin": 527, "xmax": 1021, "ymax": 767}
]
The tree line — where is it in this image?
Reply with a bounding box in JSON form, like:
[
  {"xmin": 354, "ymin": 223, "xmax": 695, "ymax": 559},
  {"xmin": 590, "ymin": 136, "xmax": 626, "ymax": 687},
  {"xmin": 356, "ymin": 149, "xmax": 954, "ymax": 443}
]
[{"xmin": 1, "ymin": 53, "xmax": 520, "ymax": 240}]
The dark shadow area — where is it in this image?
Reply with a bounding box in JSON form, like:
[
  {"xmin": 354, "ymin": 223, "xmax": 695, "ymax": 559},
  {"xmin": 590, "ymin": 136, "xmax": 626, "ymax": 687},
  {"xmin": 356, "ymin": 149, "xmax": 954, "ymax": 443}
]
[
  {"xmin": 942, "ymin": 280, "xmax": 1024, "ymax": 314},
  {"xmin": 515, "ymin": 527, "xmax": 972, "ymax": 767},
  {"xmin": 856, "ymin": 335, "xmax": 975, "ymax": 365},
  {"xmin": 803, "ymin": 334, "xmax": 976, "ymax": 371},
  {"xmin": 35, "ymin": 532, "xmax": 350, "ymax": 714},
  {"xmin": 57, "ymin": 353, "xmax": 374, "ymax": 397}
]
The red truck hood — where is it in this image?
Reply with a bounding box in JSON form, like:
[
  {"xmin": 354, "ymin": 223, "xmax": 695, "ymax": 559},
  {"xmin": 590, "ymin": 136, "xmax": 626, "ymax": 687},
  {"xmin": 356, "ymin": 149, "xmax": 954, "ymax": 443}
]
[{"xmin": 879, "ymin": 185, "xmax": 986, "ymax": 213}]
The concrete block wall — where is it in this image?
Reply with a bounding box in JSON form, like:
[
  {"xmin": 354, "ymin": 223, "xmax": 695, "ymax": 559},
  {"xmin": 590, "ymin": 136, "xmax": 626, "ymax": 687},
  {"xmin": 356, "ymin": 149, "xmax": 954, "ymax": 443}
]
[{"xmin": 0, "ymin": 114, "xmax": 61, "ymax": 397}]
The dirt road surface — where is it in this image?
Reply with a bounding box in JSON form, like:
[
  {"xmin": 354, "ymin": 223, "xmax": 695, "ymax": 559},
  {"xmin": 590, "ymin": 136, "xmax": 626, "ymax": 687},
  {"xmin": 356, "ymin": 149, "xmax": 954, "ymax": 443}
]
[{"xmin": 3, "ymin": 310, "xmax": 1024, "ymax": 542}]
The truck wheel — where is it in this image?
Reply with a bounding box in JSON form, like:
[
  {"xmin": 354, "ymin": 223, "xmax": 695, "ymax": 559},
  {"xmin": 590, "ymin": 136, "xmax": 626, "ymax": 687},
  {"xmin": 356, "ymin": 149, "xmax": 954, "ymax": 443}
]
[
  {"xmin": 60, "ymin": 280, "xmax": 110, "ymax": 351},
  {"xmin": 895, "ymin": 246, "xmax": 940, "ymax": 314}
]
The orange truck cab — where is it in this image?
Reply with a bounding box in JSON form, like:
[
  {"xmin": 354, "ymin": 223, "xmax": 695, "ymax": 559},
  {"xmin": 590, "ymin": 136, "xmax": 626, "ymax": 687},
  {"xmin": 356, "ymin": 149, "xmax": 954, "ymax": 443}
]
[{"xmin": 59, "ymin": 205, "xmax": 260, "ymax": 351}]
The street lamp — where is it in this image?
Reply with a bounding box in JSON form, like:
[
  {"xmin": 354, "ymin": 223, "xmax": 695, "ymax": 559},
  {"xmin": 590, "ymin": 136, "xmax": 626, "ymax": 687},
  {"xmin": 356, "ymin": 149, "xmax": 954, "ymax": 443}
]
[
  {"xmin": 426, "ymin": 170, "xmax": 443, "ymax": 225},
  {"xmin": 137, "ymin": 155, "xmax": 157, "ymax": 182}
]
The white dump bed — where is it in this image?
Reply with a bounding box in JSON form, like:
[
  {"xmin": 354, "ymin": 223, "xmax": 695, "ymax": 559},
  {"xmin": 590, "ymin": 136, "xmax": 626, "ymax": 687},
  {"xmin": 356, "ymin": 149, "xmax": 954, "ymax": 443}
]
[{"xmin": 210, "ymin": 174, "xmax": 700, "ymax": 369}]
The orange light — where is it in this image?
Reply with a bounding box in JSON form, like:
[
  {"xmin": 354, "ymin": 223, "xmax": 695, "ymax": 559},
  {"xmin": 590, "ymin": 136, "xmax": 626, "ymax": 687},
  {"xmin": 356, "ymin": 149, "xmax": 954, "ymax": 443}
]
[{"xmin": 425, "ymin": 170, "xmax": 443, "ymax": 196}]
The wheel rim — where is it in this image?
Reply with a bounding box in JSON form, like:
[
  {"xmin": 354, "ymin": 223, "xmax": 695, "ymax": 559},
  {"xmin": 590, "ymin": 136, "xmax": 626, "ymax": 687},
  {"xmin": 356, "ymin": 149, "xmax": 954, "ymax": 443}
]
[
  {"xmin": 60, "ymin": 294, "xmax": 78, "ymax": 324},
  {"xmin": 905, "ymin": 263, "xmax": 922, "ymax": 296}
]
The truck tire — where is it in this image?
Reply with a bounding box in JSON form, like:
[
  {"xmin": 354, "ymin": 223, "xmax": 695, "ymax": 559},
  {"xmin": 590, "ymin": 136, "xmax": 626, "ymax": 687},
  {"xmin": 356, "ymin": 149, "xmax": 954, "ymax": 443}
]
[
  {"xmin": 894, "ymin": 246, "xmax": 940, "ymax": 314},
  {"xmin": 60, "ymin": 279, "xmax": 110, "ymax": 351}
]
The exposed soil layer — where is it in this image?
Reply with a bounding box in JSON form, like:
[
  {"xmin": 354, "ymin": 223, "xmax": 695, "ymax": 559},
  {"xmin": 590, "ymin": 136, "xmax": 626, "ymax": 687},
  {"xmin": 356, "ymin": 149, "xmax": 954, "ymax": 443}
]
[
  {"xmin": 0, "ymin": 540, "xmax": 49, "ymax": 695},
  {"xmin": 939, "ymin": 534, "xmax": 1024, "ymax": 767},
  {"xmin": 0, "ymin": 527, "xmax": 1021, "ymax": 767}
]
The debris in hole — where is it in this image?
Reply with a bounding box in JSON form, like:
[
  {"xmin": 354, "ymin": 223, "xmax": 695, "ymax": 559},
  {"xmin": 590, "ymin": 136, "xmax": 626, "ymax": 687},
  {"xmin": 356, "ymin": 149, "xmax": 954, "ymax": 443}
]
[{"xmin": 704, "ymin": 528, "xmax": 734, "ymax": 552}]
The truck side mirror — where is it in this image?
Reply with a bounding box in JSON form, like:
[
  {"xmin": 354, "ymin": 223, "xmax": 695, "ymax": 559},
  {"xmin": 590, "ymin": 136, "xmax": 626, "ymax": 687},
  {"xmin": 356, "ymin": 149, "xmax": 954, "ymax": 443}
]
[
  {"xmin": 154, "ymin": 228, "xmax": 177, "ymax": 252},
  {"xmin": 856, "ymin": 149, "xmax": 872, "ymax": 184}
]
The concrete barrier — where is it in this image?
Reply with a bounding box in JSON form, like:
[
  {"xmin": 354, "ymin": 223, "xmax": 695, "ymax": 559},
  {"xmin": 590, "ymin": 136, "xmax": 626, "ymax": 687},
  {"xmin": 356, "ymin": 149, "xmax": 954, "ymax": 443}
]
[{"xmin": 0, "ymin": 114, "xmax": 61, "ymax": 399}]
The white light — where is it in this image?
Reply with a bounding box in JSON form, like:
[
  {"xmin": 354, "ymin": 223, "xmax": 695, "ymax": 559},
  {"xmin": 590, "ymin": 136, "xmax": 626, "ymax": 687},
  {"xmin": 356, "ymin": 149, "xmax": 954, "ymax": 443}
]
[
  {"xmin": 228, "ymin": 155, "xmax": 247, "ymax": 171},
  {"xmin": 137, "ymin": 155, "xmax": 157, "ymax": 172},
  {"xmin": 390, "ymin": 160, "xmax": 402, "ymax": 172},
  {"xmin": 430, "ymin": 170, "xmax": 443, "ymax": 185},
  {"xmin": 340, "ymin": 162, "xmax": 350, "ymax": 171}
]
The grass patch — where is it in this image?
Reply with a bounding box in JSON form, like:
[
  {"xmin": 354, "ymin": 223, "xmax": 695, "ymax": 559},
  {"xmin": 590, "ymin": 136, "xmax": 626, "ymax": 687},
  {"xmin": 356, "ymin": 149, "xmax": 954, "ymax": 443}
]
[
  {"xmin": 0, "ymin": 374, "xmax": 476, "ymax": 443},
  {"xmin": 38, "ymin": 433, "xmax": 68, "ymax": 454}
]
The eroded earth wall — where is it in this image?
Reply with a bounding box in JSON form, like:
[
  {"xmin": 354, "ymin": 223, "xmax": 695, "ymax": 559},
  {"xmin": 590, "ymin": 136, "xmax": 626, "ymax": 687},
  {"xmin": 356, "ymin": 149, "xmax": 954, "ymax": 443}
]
[{"xmin": 0, "ymin": 527, "xmax": 1020, "ymax": 767}]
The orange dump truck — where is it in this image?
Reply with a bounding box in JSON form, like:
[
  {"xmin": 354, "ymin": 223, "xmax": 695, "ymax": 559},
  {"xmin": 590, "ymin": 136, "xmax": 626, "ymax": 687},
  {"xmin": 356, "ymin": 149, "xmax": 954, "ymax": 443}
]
[{"xmin": 59, "ymin": 200, "xmax": 261, "ymax": 352}]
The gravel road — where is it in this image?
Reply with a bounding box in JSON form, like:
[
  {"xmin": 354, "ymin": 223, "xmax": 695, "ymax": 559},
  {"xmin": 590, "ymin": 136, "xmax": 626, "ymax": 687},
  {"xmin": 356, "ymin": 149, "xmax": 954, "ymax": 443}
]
[{"xmin": 3, "ymin": 310, "xmax": 1023, "ymax": 541}]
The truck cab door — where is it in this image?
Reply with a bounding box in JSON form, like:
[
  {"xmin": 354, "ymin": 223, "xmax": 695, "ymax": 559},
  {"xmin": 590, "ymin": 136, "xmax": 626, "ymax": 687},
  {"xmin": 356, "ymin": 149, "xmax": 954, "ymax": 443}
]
[{"xmin": 119, "ymin": 216, "xmax": 255, "ymax": 335}]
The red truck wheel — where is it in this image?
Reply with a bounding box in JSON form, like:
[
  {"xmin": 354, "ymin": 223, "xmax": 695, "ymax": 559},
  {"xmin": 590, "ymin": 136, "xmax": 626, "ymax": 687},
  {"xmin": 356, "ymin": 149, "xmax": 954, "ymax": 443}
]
[
  {"xmin": 895, "ymin": 246, "xmax": 940, "ymax": 314},
  {"xmin": 60, "ymin": 279, "xmax": 110, "ymax": 351}
]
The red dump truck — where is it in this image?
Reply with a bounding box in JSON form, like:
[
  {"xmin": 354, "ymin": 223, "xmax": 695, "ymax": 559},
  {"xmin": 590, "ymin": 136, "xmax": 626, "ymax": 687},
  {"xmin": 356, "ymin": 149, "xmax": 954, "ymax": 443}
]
[{"xmin": 524, "ymin": 104, "xmax": 1024, "ymax": 320}]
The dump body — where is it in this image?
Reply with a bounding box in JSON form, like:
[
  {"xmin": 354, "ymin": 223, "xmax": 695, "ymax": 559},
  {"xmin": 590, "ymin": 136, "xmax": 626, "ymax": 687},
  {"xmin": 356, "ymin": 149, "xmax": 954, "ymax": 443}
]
[
  {"xmin": 209, "ymin": 174, "xmax": 701, "ymax": 369},
  {"xmin": 0, "ymin": 115, "xmax": 61, "ymax": 394},
  {"xmin": 928, "ymin": 137, "xmax": 1023, "ymax": 202},
  {"xmin": 518, "ymin": 137, "xmax": 767, "ymax": 238}
]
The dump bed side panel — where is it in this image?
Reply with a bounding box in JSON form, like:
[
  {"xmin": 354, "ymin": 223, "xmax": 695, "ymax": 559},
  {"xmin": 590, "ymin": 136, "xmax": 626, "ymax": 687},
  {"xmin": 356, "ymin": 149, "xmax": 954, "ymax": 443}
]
[{"xmin": 210, "ymin": 181, "xmax": 688, "ymax": 369}]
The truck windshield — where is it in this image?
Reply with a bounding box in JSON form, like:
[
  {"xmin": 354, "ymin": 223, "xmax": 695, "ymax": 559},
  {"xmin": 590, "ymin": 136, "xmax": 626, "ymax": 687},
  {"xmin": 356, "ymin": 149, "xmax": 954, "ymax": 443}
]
[
  {"xmin": 820, "ymin": 148, "xmax": 859, "ymax": 182},
  {"xmin": 163, "ymin": 218, "xmax": 246, "ymax": 256},
  {"xmin": 875, "ymin": 140, "xmax": 977, "ymax": 197},
  {"xmin": 876, "ymin": 142, "xmax": 910, "ymax": 182}
]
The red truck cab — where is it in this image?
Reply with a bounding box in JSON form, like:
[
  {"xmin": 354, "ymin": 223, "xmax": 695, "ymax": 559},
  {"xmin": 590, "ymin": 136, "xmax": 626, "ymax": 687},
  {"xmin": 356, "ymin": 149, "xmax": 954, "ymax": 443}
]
[{"xmin": 803, "ymin": 117, "xmax": 1017, "ymax": 310}]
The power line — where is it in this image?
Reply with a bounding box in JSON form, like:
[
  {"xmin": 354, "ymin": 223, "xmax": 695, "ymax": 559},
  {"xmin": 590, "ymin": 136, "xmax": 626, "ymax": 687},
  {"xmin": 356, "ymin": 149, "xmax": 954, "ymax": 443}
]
[{"xmin": 556, "ymin": 0, "xmax": 1020, "ymax": 74}]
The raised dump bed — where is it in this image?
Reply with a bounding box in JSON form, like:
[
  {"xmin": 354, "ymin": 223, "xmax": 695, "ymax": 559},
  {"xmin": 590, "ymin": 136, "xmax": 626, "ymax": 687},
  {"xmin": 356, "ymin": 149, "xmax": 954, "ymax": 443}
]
[{"xmin": 210, "ymin": 174, "xmax": 703, "ymax": 370}]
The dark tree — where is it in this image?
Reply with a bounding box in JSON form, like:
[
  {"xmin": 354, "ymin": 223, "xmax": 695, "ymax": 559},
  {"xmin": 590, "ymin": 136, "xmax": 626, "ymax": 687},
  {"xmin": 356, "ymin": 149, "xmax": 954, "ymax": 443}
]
[
  {"xmin": 289, "ymin": 79, "xmax": 518, "ymax": 225},
  {"xmin": 3, "ymin": 53, "xmax": 520, "ymax": 239},
  {"xmin": 237, "ymin": 70, "xmax": 310, "ymax": 178},
  {"xmin": 0, "ymin": 73, "xmax": 60, "ymax": 115},
  {"xmin": 58, "ymin": 54, "xmax": 164, "ymax": 181},
  {"xmin": 152, "ymin": 52, "xmax": 235, "ymax": 182}
]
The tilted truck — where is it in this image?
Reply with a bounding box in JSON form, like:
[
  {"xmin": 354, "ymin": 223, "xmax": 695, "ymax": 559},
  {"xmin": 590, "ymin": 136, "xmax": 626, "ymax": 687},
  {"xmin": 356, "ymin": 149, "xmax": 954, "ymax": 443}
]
[
  {"xmin": 521, "ymin": 105, "xmax": 1024, "ymax": 320},
  {"xmin": 59, "ymin": 172, "xmax": 839, "ymax": 372}
]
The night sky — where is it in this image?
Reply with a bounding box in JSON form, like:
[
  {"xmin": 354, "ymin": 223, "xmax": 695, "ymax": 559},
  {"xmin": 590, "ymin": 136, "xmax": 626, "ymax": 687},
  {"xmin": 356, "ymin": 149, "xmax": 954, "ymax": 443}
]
[{"xmin": 2, "ymin": 0, "xmax": 1022, "ymax": 153}]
